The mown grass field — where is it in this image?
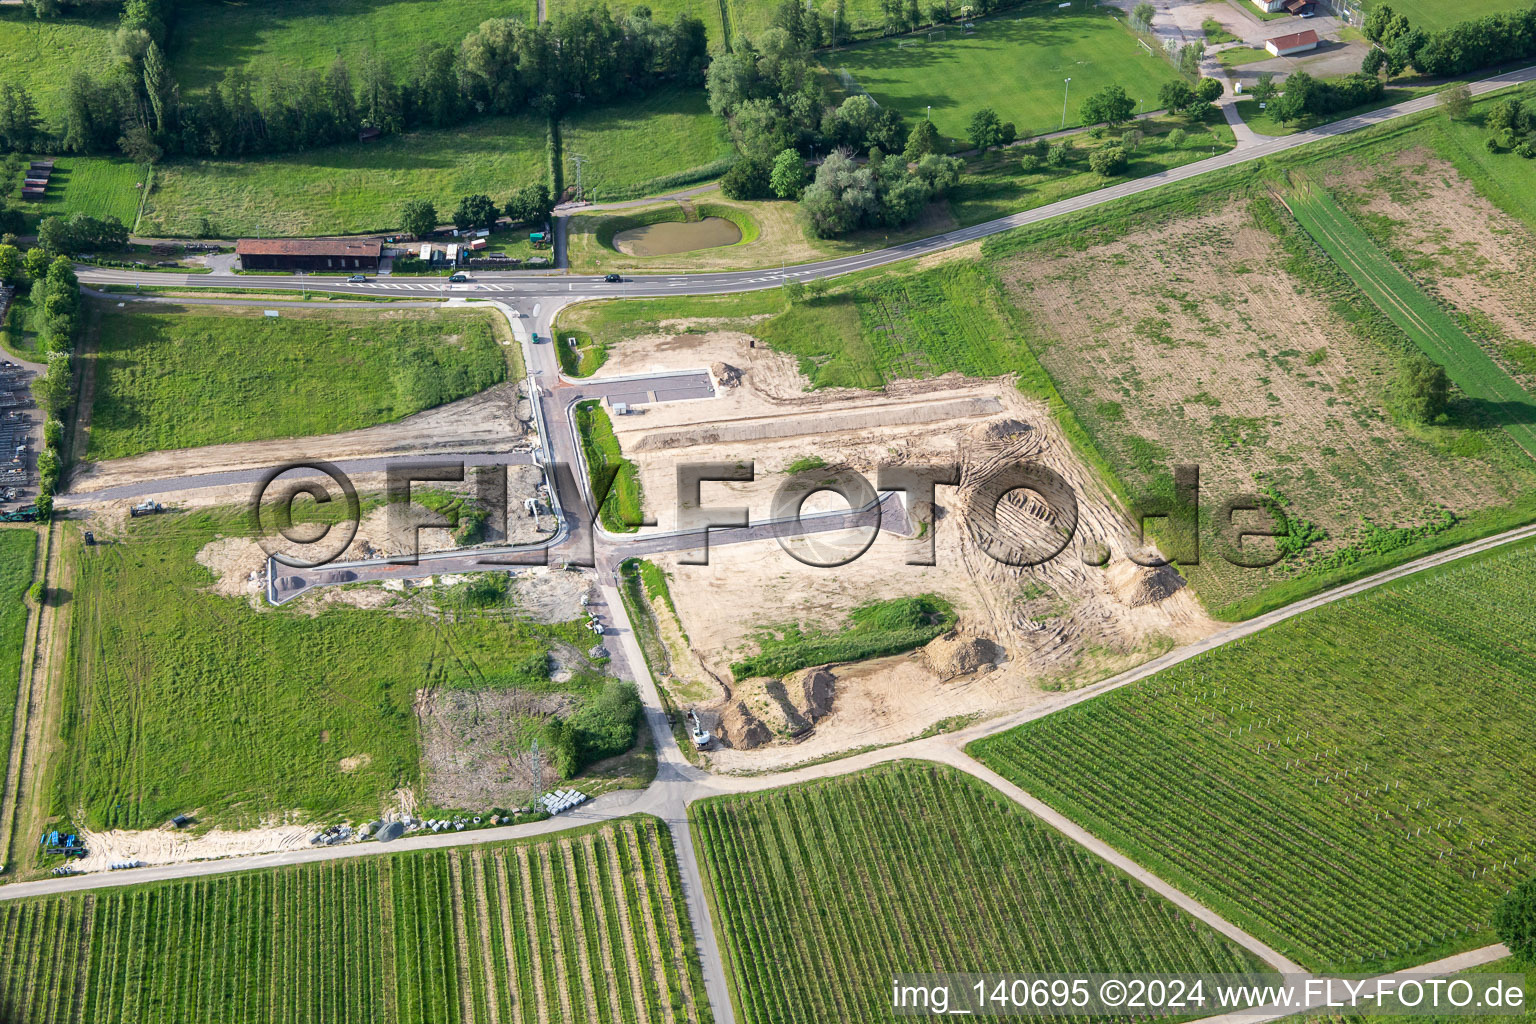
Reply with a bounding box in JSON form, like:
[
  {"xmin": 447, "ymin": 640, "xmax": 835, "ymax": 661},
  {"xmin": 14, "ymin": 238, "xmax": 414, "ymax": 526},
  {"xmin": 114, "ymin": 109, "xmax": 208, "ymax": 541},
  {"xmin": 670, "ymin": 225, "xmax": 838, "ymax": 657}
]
[
  {"xmin": 138, "ymin": 89, "xmax": 725, "ymax": 236},
  {"xmin": 87, "ymin": 303, "xmax": 508, "ymax": 460},
  {"xmin": 972, "ymin": 538, "xmax": 1536, "ymax": 974},
  {"xmin": 57, "ymin": 511, "xmax": 596, "ymax": 830},
  {"xmin": 170, "ymin": 0, "xmax": 533, "ymax": 94},
  {"xmin": 1283, "ymin": 177, "xmax": 1536, "ymax": 459},
  {"xmin": 575, "ymin": 400, "xmax": 644, "ymax": 532},
  {"xmin": 692, "ymin": 762, "xmax": 1266, "ymax": 1024},
  {"xmin": 825, "ymin": 3, "xmax": 1182, "ymax": 146},
  {"xmin": 0, "ymin": 817, "xmax": 711, "ymax": 1024},
  {"xmin": 7, "ymin": 156, "xmax": 144, "ymax": 229},
  {"xmin": 0, "ymin": 8, "xmax": 117, "ymax": 131},
  {"xmin": 0, "ymin": 530, "xmax": 37, "ymax": 815},
  {"xmin": 1430, "ymin": 103, "xmax": 1536, "ymax": 231}
]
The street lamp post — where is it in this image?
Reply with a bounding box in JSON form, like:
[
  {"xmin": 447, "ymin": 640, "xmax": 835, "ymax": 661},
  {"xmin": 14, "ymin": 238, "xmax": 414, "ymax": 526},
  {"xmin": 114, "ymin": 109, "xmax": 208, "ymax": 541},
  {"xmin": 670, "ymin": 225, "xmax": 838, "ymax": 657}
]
[{"xmin": 1061, "ymin": 77, "xmax": 1071, "ymax": 130}]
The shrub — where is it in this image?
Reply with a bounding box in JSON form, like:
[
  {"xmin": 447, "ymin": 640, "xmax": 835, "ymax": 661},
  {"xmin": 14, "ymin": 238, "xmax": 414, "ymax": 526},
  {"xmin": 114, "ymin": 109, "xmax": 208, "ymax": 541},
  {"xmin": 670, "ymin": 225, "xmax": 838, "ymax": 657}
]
[
  {"xmin": 721, "ymin": 157, "xmax": 773, "ymax": 200},
  {"xmin": 1167, "ymin": 127, "xmax": 1188, "ymax": 149},
  {"xmin": 1493, "ymin": 876, "xmax": 1536, "ymax": 966},
  {"xmin": 28, "ymin": 581, "xmax": 43, "ymax": 605},
  {"xmin": 1088, "ymin": 145, "xmax": 1128, "ymax": 176},
  {"xmin": 568, "ymin": 679, "xmax": 642, "ymax": 766}
]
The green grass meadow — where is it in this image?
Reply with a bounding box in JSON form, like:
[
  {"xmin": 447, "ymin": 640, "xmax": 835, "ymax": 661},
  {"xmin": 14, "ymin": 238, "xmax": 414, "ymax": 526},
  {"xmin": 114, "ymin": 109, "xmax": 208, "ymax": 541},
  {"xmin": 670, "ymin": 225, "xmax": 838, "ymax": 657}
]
[
  {"xmin": 576, "ymin": 400, "xmax": 644, "ymax": 532},
  {"xmin": 170, "ymin": 0, "xmax": 533, "ymax": 94},
  {"xmin": 86, "ymin": 304, "xmax": 509, "ymax": 460},
  {"xmin": 1361, "ymin": 0, "xmax": 1533, "ymax": 32},
  {"xmin": 0, "ymin": 529, "xmax": 38, "ymax": 819},
  {"xmin": 825, "ymin": 3, "xmax": 1182, "ymax": 146},
  {"xmin": 56, "ymin": 511, "xmax": 596, "ymax": 830},
  {"xmin": 692, "ymin": 762, "xmax": 1266, "ymax": 1024},
  {"xmin": 0, "ymin": 817, "xmax": 709, "ymax": 1024},
  {"xmin": 560, "ymin": 89, "xmax": 734, "ymax": 201},
  {"xmin": 972, "ymin": 538, "xmax": 1536, "ymax": 973},
  {"xmin": 0, "ymin": 8, "xmax": 118, "ymax": 131},
  {"xmin": 139, "ymin": 89, "xmax": 723, "ymax": 236}
]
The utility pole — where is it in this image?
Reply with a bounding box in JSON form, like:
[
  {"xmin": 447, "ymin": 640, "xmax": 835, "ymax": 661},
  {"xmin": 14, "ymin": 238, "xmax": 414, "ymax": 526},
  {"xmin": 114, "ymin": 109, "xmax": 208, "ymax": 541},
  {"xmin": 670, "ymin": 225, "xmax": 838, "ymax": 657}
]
[
  {"xmin": 1062, "ymin": 77, "xmax": 1071, "ymax": 130},
  {"xmin": 571, "ymin": 153, "xmax": 588, "ymax": 204}
]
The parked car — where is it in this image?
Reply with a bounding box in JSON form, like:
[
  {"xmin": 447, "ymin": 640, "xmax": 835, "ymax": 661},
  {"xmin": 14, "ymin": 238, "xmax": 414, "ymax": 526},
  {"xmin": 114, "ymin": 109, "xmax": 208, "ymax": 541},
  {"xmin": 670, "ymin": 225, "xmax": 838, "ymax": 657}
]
[
  {"xmin": 604, "ymin": 273, "xmax": 623, "ymax": 283},
  {"xmin": 449, "ymin": 273, "xmax": 468, "ymax": 282},
  {"xmin": 347, "ymin": 274, "xmax": 368, "ymax": 282}
]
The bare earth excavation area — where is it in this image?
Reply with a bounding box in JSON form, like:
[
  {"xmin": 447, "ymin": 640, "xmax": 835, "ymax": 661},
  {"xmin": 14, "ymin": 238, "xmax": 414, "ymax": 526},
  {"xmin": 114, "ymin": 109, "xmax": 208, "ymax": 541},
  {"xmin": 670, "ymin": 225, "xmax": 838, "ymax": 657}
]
[{"xmin": 597, "ymin": 327, "xmax": 1214, "ymax": 771}]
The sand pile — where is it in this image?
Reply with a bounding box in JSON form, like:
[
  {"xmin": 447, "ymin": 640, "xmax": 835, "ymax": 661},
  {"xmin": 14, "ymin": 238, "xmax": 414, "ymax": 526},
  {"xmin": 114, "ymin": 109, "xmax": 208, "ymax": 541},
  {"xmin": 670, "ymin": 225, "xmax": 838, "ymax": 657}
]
[
  {"xmin": 719, "ymin": 701, "xmax": 772, "ymax": 749},
  {"xmin": 923, "ymin": 631, "xmax": 1002, "ymax": 681},
  {"xmin": 712, "ymin": 362, "xmax": 743, "ymax": 388},
  {"xmin": 1106, "ymin": 561, "xmax": 1186, "ymax": 607}
]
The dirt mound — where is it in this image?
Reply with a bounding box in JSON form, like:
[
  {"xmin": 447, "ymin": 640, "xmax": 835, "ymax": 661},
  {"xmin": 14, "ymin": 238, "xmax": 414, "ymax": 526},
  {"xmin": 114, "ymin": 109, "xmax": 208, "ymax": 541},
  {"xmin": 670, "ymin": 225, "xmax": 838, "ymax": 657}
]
[
  {"xmin": 969, "ymin": 417, "xmax": 1033, "ymax": 443},
  {"xmin": 712, "ymin": 362, "xmax": 743, "ymax": 388},
  {"xmin": 194, "ymin": 536, "xmax": 268, "ymax": 598},
  {"xmin": 798, "ymin": 666, "xmax": 836, "ymax": 721},
  {"xmin": 719, "ymin": 700, "xmax": 772, "ymax": 749},
  {"xmin": 922, "ymin": 631, "xmax": 1002, "ymax": 681},
  {"xmin": 763, "ymin": 679, "xmax": 812, "ymax": 735},
  {"xmin": 1106, "ymin": 561, "xmax": 1186, "ymax": 607}
]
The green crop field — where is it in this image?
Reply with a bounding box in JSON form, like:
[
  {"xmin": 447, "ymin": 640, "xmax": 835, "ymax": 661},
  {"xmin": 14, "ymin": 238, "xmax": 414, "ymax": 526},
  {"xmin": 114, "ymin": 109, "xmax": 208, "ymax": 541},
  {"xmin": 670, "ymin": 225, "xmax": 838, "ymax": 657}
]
[
  {"xmin": 972, "ymin": 538, "xmax": 1536, "ymax": 974},
  {"xmin": 87, "ymin": 304, "xmax": 508, "ymax": 460},
  {"xmin": 1283, "ymin": 178, "xmax": 1536, "ymax": 460},
  {"xmin": 0, "ymin": 8, "xmax": 117, "ymax": 131},
  {"xmin": 692, "ymin": 762, "xmax": 1267, "ymax": 1024},
  {"xmin": 0, "ymin": 817, "xmax": 712, "ymax": 1024},
  {"xmin": 138, "ymin": 89, "xmax": 724, "ymax": 236},
  {"xmin": 57, "ymin": 511, "xmax": 604, "ymax": 830},
  {"xmin": 8, "ymin": 156, "xmax": 145, "ymax": 228},
  {"xmin": 825, "ymin": 3, "xmax": 1182, "ymax": 147},
  {"xmin": 170, "ymin": 0, "xmax": 533, "ymax": 94},
  {"xmin": 0, "ymin": 529, "xmax": 37, "ymax": 810},
  {"xmin": 575, "ymin": 400, "xmax": 644, "ymax": 533}
]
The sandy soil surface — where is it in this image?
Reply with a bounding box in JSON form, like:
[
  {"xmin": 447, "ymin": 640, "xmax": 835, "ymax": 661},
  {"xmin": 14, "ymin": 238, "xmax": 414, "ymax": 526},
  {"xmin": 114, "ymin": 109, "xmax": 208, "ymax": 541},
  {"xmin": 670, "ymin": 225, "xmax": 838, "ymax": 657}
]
[
  {"xmin": 1330, "ymin": 147, "xmax": 1536, "ymax": 389},
  {"xmin": 75, "ymin": 820, "xmax": 318, "ymax": 871},
  {"xmin": 417, "ymin": 689, "xmax": 575, "ymax": 808},
  {"xmin": 597, "ymin": 328, "xmax": 1215, "ymax": 771},
  {"xmin": 66, "ymin": 381, "xmax": 535, "ymax": 494}
]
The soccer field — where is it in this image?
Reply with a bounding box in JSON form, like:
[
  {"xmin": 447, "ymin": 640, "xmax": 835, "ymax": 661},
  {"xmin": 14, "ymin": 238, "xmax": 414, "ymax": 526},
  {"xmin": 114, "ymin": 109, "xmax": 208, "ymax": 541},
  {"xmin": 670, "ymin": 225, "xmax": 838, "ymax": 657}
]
[{"xmin": 825, "ymin": 2, "xmax": 1182, "ymax": 146}]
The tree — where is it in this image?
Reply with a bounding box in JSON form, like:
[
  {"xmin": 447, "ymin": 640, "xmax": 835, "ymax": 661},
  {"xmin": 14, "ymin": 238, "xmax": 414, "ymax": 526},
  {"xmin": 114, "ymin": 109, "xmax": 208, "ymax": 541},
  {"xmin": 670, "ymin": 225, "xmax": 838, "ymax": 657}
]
[
  {"xmin": 1166, "ymin": 127, "xmax": 1187, "ymax": 149},
  {"xmin": 118, "ymin": 121, "xmax": 163, "ymax": 164},
  {"xmin": 1088, "ymin": 145, "xmax": 1127, "ymax": 176},
  {"xmin": 0, "ymin": 244, "xmax": 18, "ymax": 284},
  {"xmin": 1195, "ymin": 77, "xmax": 1224, "ymax": 102},
  {"xmin": 1081, "ymin": 85, "xmax": 1135, "ymax": 127},
  {"xmin": 1250, "ymin": 72, "xmax": 1278, "ymax": 106},
  {"xmin": 1440, "ymin": 81, "xmax": 1472, "ymax": 120},
  {"xmin": 721, "ymin": 156, "xmax": 774, "ymax": 200},
  {"xmin": 1121, "ymin": 127, "xmax": 1143, "ymax": 151},
  {"xmin": 1390, "ymin": 353, "xmax": 1449, "ymax": 424},
  {"xmin": 22, "ymin": 247, "xmax": 50, "ymax": 282},
  {"xmin": 967, "ymin": 106, "xmax": 1003, "ymax": 151},
  {"xmin": 30, "ymin": 352, "xmax": 72, "ymax": 418},
  {"xmin": 1495, "ymin": 876, "xmax": 1536, "ymax": 966},
  {"xmin": 453, "ymin": 194, "xmax": 499, "ymax": 231},
  {"xmin": 36, "ymin": 218, "xmax": 70, "ymax": 256},
  {"xmin": 1131, "ymin": 1, "xmax": 1154, "ymax": 31},
  {"xmin": 1159, "ymin": 81, "xmax": 1195, "ymax": 113},
  {"xmin": 904, "ymin": 117, "xmax": 939, "ymax": 161},
  {"xmin": 770, "ymin": 148, "xmax": 810, "ymax": 199},
  {"xmin": 505, "ymin": 184, "xmax": 554, "ymax": 225}
]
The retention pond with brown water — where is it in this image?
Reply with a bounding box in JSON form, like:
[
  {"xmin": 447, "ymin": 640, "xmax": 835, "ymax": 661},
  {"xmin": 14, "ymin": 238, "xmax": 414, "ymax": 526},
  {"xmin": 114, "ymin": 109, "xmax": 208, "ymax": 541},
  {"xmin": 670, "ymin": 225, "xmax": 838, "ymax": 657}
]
[{"xmin": 612, "ymin": 217, "xmax": 742, "ymax": 256}]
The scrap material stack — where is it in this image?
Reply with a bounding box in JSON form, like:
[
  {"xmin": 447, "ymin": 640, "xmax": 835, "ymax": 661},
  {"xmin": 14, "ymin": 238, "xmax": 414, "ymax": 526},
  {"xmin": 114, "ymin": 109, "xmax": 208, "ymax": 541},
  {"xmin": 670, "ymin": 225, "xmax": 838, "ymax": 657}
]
[
  {"xmin": 21, "ymin": 160, "xmax": 52, "ymax": 201},
  {"xmin": 0, "ymin": 363, "xmax": 32, "ymax": 500}
]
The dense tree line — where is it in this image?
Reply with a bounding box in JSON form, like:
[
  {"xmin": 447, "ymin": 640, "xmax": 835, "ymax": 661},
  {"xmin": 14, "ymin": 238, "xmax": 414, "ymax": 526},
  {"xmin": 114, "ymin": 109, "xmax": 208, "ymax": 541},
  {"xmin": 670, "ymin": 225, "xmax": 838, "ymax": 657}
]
[
  {"xmin": 0, "ymin": 2, "xmax": 708, "ymax": 161},
  {"xmin": 1267, "ymin": 71, "xmax": 1383, "ymax": 126},
  {"xmin": 1362, "ymin": 1, "xmax": 1536, "ymax": 78}
]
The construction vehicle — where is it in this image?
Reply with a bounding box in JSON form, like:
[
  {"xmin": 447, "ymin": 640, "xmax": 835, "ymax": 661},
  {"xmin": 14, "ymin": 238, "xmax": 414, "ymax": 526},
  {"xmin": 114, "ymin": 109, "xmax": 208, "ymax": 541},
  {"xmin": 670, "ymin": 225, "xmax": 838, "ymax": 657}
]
[
  {"xmin": 130, "ymin": 500, "xmax": 166, "ymax": 517},
  {"xmin": 687, "ymin": 710, "xmax": 712, "ymax": 750},
  {"xmin": 0, "ymin": 508, "xmax": 37, "ymax": 523}
]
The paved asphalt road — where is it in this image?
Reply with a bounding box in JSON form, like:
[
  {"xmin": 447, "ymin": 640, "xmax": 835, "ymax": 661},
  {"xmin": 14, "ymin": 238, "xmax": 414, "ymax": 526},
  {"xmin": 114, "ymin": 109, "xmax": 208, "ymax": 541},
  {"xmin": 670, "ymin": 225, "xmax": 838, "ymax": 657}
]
[{"xmin": 36, "ymin": 65, "xmax": 1536, "ymax": 1024}]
